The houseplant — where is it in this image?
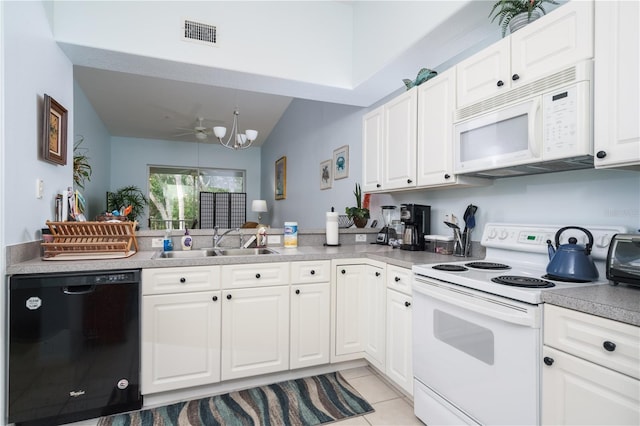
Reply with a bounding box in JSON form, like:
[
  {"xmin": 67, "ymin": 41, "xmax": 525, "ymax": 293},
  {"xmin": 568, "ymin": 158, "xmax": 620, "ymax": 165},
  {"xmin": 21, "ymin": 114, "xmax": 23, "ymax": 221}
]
[
  {"xmin": 345, "ymin": 183, "xmax": 370, "ymax": 228},
  {"xmin": 73, "ymin": 136, "xmax": 92, "ymax": 190},
  {"xmin": 489, "ymin": 0, "xmax": 558, "ymax": 37},
  {"xmin": 106, "ymin": 185, "xmax": 148, "ymax": 223}
]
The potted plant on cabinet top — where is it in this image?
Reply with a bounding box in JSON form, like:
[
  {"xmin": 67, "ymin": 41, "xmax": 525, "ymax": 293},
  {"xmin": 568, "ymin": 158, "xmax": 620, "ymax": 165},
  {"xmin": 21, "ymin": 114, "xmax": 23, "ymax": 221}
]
[
  {"xmin": 345, "ymin": 183, "xmax": 370, "ymax": 228},
  {"xmin": 489, "ymin": 0, "xmax": 558, "ymax": 37}
]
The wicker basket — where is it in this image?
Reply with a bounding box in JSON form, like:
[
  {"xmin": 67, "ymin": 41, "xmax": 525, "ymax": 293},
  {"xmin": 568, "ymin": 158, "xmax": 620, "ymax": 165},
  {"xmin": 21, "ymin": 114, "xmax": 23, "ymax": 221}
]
[
  {"xmin": 338, "ymin": 215, "xmax": 354, "ymax": 229},
  {"xmin": 42, "ymin": 221, "xmax": 138, "ymax": 258}
]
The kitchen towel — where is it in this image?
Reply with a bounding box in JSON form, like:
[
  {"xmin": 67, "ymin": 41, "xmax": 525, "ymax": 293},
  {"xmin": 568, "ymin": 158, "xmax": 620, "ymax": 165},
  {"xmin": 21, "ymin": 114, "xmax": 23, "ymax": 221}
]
[{"xmin": 98, "ymin": 372, "xmax": 374, "ymax": 426}]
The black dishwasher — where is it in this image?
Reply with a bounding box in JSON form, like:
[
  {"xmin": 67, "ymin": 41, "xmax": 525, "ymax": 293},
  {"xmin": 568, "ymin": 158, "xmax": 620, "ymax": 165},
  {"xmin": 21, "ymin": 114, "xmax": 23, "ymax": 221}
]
[{"xmin": 8, "ymin": 269, "xmax": 142, "ymax": 425}]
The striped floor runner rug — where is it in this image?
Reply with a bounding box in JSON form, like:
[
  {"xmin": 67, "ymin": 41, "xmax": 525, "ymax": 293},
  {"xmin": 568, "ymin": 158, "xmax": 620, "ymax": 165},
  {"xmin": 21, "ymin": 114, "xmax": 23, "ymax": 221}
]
[{"xmin": 98, "ymin": 372, "xmax": 374, "ymax": 426}]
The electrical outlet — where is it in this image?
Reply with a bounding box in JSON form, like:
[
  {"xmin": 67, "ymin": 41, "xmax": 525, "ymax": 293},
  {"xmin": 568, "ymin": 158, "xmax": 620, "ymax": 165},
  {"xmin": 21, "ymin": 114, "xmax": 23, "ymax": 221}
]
[
  {"xmin": 267, "ymin": 235, "xmax": 281, "ymax": 245},
  {"xmin": 151, "ymin": 238, "xmax": 164, "ymax": 248},
  {"xmin": 355, "ymin": 234, "xmax": 367, "ymax": 243}
]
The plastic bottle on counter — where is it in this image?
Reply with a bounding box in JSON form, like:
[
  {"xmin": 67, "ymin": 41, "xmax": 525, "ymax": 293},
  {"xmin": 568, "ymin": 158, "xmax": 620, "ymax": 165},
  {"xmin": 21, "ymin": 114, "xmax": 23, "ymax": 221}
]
[
  {"xmin": 163, "ymin": 230, "xmax": 174, "ymax": 251},
  {"xmin": 284, "ymin": 222, "xmax": 298, "ymax": 248},
  {"xmin": 326, "ymin": 208, "xmax": 339, "ymax": 246},
  {"xmin": 181, "ymin": 229, "xmax": 192, "ymax": 251}
]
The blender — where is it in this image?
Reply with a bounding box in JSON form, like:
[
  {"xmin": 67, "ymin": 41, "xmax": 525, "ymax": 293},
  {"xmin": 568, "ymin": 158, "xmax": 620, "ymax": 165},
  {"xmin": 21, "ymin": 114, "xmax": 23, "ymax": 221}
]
[{"xmin": 376, "ymin": 206, "xmax": 397, "ymax": 244}]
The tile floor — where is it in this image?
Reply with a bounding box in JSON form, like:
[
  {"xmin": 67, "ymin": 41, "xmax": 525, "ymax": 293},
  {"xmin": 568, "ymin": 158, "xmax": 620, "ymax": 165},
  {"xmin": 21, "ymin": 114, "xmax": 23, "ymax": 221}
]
[{"xmin": 337, "ymin": 366, "xmax": 424, "ymax": 426}]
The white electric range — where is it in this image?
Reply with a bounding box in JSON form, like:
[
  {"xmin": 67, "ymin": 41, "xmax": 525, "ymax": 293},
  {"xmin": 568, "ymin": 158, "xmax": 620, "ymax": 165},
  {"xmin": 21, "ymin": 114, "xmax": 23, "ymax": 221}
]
[{"xmin": 411, "ymin": 223, "xmax": 627, "ymax": 426}]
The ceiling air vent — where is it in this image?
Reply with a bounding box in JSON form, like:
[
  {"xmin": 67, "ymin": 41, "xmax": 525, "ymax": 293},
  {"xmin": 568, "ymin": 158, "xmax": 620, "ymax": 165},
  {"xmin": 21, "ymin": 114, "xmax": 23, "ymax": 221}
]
[{"xmin": 183, "ymin": 19, "xmax": 217, "ymax": 46}]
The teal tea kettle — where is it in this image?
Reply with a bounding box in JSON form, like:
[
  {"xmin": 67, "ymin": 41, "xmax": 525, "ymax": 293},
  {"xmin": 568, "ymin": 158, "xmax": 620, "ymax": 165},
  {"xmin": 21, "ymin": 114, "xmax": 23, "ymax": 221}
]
[{"xmin": 546, "ymin": 226, "xmax": 599, "ymax": 282}]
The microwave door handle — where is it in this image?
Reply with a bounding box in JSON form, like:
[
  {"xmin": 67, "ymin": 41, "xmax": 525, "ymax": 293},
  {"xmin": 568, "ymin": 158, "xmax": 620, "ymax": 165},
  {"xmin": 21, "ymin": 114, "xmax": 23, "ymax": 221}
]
[{"xmin": 528, "ymin": 98, "xmax": 541, "ymax": 156}]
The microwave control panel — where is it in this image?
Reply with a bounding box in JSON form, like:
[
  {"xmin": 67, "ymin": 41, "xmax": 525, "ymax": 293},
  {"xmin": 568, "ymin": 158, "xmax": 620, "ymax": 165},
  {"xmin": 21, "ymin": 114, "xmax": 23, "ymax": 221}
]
[{"xmin": 542, "ymin": 81, "xmax": 590, "ymax": 158}]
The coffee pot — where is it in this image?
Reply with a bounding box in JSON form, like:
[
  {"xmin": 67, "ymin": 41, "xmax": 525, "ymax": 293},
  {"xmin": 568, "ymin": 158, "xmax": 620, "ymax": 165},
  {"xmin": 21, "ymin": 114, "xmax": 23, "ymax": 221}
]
[{"xmin": 546, "ymin": 226, "xmax": 599, "ymax": 281}]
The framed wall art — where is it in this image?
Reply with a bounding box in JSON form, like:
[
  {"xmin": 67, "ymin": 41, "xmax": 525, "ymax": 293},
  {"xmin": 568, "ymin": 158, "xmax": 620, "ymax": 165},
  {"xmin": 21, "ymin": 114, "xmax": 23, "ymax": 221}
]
[
  {"xmin": 333, "ymin": 145, "xmax": 349, "ymax": 180},
  {"xmin": 42, "ymin": 94, "xmax": 68, "ymax": 165},
  {"xmin": 320, "ymin": 159, "xmax": 332, "ymax": 190},
  {"xmin": 275, "ymin": 156, "xmax": 287, "ymax": 200}
]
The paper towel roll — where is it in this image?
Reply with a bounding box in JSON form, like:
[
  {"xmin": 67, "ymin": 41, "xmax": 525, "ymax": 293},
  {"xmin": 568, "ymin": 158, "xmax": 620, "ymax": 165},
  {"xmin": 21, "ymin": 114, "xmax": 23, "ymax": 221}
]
[{"xmin": 326, "ymin": 212, "xmax": 339, "ymax": 245}]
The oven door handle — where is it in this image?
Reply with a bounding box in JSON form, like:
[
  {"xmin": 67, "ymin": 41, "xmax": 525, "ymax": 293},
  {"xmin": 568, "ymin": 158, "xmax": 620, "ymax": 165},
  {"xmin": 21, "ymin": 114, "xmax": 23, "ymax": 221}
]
[{"xmin": 413, "ymin": 281, "xmax": 539, "ymax": 328}]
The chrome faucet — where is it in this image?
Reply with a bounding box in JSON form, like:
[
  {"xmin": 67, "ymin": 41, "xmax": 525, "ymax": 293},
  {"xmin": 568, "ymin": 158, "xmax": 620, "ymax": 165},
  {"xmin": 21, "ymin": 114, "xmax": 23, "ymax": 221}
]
[{"xmin": 212, "ymin": 226, "xmax": 239, "ymax": 248}]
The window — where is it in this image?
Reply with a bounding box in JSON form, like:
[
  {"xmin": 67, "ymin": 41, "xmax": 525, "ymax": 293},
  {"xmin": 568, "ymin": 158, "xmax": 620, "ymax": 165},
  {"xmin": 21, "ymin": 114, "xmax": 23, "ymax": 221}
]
[{"xmin": 148, "ymin": 166, "xmax": 245, "ymax": 230}]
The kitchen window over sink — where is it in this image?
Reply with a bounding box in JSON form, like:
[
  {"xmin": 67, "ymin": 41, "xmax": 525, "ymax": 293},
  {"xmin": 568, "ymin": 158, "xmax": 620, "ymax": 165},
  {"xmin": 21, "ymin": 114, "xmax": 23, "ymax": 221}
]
[{"xmin": 148, "ymin": 166, "xmax": 245, "ymax": 230}]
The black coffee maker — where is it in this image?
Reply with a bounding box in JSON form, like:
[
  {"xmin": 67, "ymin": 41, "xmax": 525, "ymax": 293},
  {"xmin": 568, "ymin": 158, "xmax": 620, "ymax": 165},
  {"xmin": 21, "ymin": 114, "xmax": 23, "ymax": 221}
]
[{"xmin": 400, "ymin": 204, "xmax": 431, "ymax": 251}]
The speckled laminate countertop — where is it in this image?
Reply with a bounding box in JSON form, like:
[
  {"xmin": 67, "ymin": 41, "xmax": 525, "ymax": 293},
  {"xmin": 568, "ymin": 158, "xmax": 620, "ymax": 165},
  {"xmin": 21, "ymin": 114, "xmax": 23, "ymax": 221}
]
[{"xmin": 542, "ymin": 284, "xmax": 640, "ymax": 326}]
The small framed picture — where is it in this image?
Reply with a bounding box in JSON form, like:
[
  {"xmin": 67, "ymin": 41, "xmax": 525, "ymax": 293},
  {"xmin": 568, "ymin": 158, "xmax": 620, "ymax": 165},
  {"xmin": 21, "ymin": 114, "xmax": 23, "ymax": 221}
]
[
  {"xmin": 320, "ymin": 159, "xmax": 332, "ymax": 190},
  {"xmin": 275, "ymin": 156, "xmax": 286, "ymax": 200},
  {"xmin": 42, "ymin": 94, "xmax": 68, "ymax": 165},
  {"xmin": 333, "ymin": 145, "xmax": 349, "ymax": 180}
]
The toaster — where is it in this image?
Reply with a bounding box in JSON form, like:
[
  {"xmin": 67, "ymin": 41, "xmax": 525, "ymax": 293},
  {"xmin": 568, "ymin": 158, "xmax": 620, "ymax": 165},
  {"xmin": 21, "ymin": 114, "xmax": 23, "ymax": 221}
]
[{"xmin": 606, "ymin": 234, "xmax": 640, "ymax": 286}]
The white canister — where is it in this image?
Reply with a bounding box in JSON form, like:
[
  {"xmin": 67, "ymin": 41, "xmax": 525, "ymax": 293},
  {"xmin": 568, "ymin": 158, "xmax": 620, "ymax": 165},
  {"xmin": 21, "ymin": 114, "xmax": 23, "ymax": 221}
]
[
  {"xmin": 284, "ymin": 221, "xmax": 298, "ymax": 247},
  {"xmin": 326, "ymin": 212, "xmax": 339, "ymax": 246}
]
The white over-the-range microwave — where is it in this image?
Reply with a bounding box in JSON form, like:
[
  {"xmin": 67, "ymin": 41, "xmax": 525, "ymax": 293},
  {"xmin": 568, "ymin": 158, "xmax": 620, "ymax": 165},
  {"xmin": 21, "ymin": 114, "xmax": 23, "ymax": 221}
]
[{"xmin": 453, "ymin": 60, "xmax": 594, "ymax": 178}]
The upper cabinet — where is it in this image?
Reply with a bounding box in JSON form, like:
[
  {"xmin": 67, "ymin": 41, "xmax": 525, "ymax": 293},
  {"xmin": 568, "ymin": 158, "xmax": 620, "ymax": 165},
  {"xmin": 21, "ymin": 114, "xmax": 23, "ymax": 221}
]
[
  {"xmin": 362, "ymin": 106, "xmax": 384, "ymax": 192},
  {"xmin": 456, "ymin": 0, "xmax": 594, "ymax": 108},
  {"xmin": 593, "ymin": 1, "xmax": 640, "ymax": 170},
  {"xmin": 383, "ymin": 90, "xmax": 418, "ymax": 191}
]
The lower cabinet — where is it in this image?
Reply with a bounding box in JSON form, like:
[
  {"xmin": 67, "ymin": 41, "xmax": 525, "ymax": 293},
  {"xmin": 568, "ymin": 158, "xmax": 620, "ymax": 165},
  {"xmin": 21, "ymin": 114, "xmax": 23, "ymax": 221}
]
[
  {"xmin": 221, "ymin": 285, "xmax": 290, "ymax": 381},
  {"xmin": 363, "ymin": 265, "xmax": 386, "ymax": 372},
  {"xmin": 290, "ymin": 282, "xmax": 330, "ymax": 369},
  {"xmin": 142, "ymin": 291, "xmax": 221, "ymax": 394},
  {"xmin": 386, "ymin": 288, "xmax": 413, "ymax": 395}
]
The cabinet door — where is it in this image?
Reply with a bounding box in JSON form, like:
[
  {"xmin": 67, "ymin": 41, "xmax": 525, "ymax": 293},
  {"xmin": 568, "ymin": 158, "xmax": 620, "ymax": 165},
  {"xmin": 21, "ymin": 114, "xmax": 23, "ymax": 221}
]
[
  {"xmin": 594, "ymin": 0, "xmax": 640, "ymax": 169},
  {"xmin": 363, "ymin": 265, "xmax": 385, "ymax": 372},
  {"xmin": 542, "ymin": 346, "xmax": 640, "ymax": 426},
  {"xmin": 386, "ymin": 289, "xmax": 413, "ymax": 396},
  {"xmin": 290, "ymin": 282, "xmax": 330, "ymax": 369},
  {"xmin": 335, "ymin": 265, "xmax": 366, "ymax": 356},
  {"xmin": 142, "ymin": 291, "xmax": 221, "ymax": 394},
  {"xmin": 456, "ymin": 38, "xmax": 510, "ymax": 107},
  {"xmin": 142, "ymin": 266, "xmax": 220, "ymax": 295},
  {"xmin": 362, "ymin": 106, "xmax": 385, "ymax": 192},
  {"xmin": 510, "ymin": 0, "xmax": 593, "ymax": 86},
  {"xmin": 417, "ymin": 69, "xmax": 456, "ymax": 186},
  {"xmin": 221, "ymin": 286, "xmax": 289, "ymax": 381},
  {"xmin": 383, "ymin": 89, "xmax": 417, "ymax": 190}
]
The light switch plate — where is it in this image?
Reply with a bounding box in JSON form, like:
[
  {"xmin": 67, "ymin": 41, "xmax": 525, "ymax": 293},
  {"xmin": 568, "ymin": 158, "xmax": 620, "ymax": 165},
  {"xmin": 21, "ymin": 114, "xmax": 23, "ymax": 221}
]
[
  {"xmin": 151, "ymin": 238, "xmax": 164, "ymax": 248},
  {"xmin": 355, "ymin": 234, "xmax": 367, "ymax": 242}
]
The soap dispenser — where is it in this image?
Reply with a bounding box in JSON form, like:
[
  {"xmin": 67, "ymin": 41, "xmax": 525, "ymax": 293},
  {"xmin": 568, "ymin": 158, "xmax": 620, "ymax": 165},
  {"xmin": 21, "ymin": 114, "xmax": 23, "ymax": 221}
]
[
  {"xmin": 163, "ymin": 229, "xmax": 174, "ymax": 251},
  {"xmin": 181, "ymin": 229, "xmax": 192, "ymax": 251}
]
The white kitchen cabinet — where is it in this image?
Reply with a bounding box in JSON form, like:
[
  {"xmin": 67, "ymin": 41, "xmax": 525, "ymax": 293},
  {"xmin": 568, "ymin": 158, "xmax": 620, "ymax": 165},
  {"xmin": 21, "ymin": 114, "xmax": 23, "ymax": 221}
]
[
  {"xmin": 221, "ymin": 262, "xmax": 289, "ymax": 289},
  {"xmin": 456, "ymin": 0, "xmax": 593, "ymax": 108},
  {"xmin": 386, "ymin": 288, "xmax": 413, "ymax": 396},
  {"xmin": 593, "ymin": 0, "xmax": 640, "ymax": 170},
  {"xmin": 290, "ymin": 260, "xmax": 331, "ymax": 369},
  {"xmin": 221, "ymin": 285, "xmax": 290, "ymax": 381},
  {"xmin": 334, "ymin": 263, "xmax": 367, "ymax": 358},
  {"xmin": 363, "ymin": 264, "xmax": 386, "ymax": 372},
  {"xmin": 141, "ymin": 266, "xmax": 222, "ymax": 394},
  {"xmin": 362, "ymin": 105, "xmax": 385, "ymax": 192},
  {"xmin": 142, "ymin": 291, "xmax": 221, "ymax": 394},
  {"xmin": 383, "ymin": 88, "xmax": 417, "ymax": 191},
  {"xmin": 542, "ymin": 305, "xmax": 640, "ymax": 425}
]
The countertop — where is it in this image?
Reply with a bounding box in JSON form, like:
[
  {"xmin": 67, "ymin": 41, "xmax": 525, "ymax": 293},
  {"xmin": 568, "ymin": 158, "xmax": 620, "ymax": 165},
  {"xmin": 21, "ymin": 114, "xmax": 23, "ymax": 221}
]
[
  {"xmin": 542, "ymin": 284, "xmax": 640, "ymax": 326},
  {"xmin": 7, "ymin": 244, "xmax": 639, "ymax": 327}
]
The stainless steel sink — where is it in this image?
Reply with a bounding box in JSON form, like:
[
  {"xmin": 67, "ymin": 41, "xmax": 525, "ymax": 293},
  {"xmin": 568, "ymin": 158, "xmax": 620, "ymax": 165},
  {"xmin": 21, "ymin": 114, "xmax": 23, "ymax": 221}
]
[
  {"xmin": 213, "ymin": 248, "xmax": 277, "ymax": 256},
  {"xmin": 154, "ymin": 249, "xmax": 217, "ymax": 259}
]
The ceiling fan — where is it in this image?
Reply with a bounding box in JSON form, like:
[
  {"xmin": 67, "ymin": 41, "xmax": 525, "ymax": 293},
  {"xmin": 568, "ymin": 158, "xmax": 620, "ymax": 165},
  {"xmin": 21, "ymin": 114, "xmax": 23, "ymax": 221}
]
[{"xmin": 174, "ymin": 117, "xmax": 218, "ymax": 141}]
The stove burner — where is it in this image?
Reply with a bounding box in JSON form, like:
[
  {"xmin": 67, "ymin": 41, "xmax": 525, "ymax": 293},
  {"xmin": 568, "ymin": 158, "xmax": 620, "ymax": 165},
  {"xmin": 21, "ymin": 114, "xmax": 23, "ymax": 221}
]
[
  {"xmin": 491, "ymin": 275, "xmax": 555, "ymax": 288},
  {"xmin": 465, "ymin": 262, "xmax": 511, "ymax": 270},
  {"xmin": 432, "ymin": 264, "xmax": 468, "ymax": 272},
  {"xmin": 542, "ymin": 274, "xmax": 592, "ymax": 283}
]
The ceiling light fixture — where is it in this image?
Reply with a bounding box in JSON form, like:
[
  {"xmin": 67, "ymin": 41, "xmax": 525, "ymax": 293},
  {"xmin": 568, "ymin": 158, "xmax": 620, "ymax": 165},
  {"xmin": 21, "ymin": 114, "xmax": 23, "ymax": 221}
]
[{"xmin": 213, "ymin": 108, "xmax": 258, "ymax": 150}]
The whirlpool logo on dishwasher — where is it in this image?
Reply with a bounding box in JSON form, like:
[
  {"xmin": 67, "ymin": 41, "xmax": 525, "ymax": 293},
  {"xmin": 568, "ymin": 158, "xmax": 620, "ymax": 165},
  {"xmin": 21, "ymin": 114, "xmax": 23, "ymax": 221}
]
[{"xmin": 69, "ymin": 390, "xmax": 86, "ymax": 397}]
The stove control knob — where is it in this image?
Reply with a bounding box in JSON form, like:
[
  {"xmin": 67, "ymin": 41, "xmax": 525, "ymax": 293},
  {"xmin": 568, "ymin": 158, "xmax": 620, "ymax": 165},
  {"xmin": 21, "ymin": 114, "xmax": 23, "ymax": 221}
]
[
  {"xmin": 487, "ymin": 228, "xmax": 497, "ymax": 239},
  {"xmin": 596, "ymin": 234, "xmax": 610, "ymax": 248},
  {"xmin": 498, "ymin": 230, "xmax": 509, "ymax": 240}
]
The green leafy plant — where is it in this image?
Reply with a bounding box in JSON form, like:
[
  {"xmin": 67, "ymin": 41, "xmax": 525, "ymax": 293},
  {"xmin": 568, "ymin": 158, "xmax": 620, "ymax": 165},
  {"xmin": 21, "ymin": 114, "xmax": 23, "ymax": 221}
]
[
  {"xmin": 489, "ymin": 0, "xmax": 558, "ymax": 37},
  {"xmin": 107, "ymin": 185, "xmax": 148, "ymax": 222},
  {"xmin": 73, "ymin": 136, "xmax": 92, "ymax": 189},
  {"xmin": 345, "ymin": 183, "xmax": 370, "ymax": 221}
]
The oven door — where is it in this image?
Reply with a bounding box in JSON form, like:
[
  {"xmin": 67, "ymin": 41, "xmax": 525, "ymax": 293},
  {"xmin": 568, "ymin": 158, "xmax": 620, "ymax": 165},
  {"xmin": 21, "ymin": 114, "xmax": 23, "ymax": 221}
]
[{"xmin": 413, "ymin": 276, "xmax": 541, "ymax": 426}]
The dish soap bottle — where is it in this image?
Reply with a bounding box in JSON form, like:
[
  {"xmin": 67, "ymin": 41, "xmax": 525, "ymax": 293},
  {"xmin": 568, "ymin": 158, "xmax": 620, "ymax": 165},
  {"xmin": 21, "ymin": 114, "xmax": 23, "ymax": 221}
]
[
  {"xmin": 163, "ymin": 229, "xmax": 174, "ymax": 251},
  {"xmin": 181, "ymin": 229, "xmax": 192, "ymax": 251}
]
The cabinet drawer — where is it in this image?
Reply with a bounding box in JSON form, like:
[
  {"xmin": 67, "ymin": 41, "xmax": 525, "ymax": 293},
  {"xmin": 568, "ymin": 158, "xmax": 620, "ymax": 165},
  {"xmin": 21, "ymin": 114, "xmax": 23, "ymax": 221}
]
[
  {"xmin": 221, "ymin": 262, "xmax": 290, "ymax": 289},
  {"xmin": 544, "ymin": 304, "xmax": 640, "ymax": 379},
  {"xmin": 142, "ymin": 266, "xmax": 220, "ymax": 295},
  {"xmin": 386, "ymin": 264, "xmax": 412, "ymax": 295},
  {"xmin": 291, "ymin": 260, "xmax": 330, "ymax": 284}
]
